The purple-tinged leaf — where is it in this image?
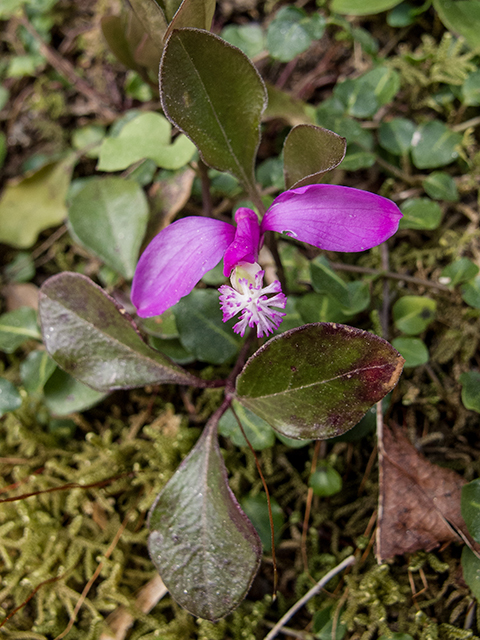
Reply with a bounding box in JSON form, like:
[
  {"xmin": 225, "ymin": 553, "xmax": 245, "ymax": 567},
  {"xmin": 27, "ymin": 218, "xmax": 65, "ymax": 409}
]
[
  {"xmin": 165, "ymin": 0, "xmax": 216, "ymax": 40},
  {"xmin": 236, "ymin": 323, "xmax": 404, "ymax": 440},
  {"xmin": 160, "ymin": 28, "xmax": 267, "ymax": 191},
  {"xmin": 39, "ymin": 273, "xmax": 203, "ymax": 392},
  {"xmin": 148, "ymin": 412, "xmax": 262, "ymax": 620},
  {"xmin": 283, "ymin": 124, "xmax": 346, "ymax": 189},
  {"xmin": 128, "ymin": 0, "xmax": 168, "ymax": 43},
  {"xmin": 261, "ymin": 184, "xmax": 402, "ymax": 252}
]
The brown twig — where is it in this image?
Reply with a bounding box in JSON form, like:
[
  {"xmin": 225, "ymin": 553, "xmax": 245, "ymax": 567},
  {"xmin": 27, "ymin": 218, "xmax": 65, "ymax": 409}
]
[{"xmin": 329, "ymin": 262, "xmax": 451, "ymax": 292}]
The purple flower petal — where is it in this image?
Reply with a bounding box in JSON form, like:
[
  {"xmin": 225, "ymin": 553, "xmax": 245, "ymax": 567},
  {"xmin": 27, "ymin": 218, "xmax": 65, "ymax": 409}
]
[
  {"xmin": 223, "ymin": 208, "xmax": 261, "ymax": 276},
  {"xmin": 261, "ymin": 184, "xmax": 402, "ymax": 252},
  {"xmin": 132, "ymin": 217, "xmax": 235, "ymax": 317}
]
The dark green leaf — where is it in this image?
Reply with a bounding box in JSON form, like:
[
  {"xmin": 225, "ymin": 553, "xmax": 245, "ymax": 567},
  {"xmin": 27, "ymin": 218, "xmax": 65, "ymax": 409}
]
[
  {"xmin": 462, "ymin": 275, "xmax": 480, "ymax": 308},
  {"xmin": 265, "ymin": 83, "xmax": 315, "ymax": 126},
  {"xmin": 391, "ymin": 337, "xmax": 429, "ymax": 367},
  {"xmin": 313, "ymin": 605, "xmax": 347, "ymax": 640},
  {"xmin": 148, "ymin": 418, "xmax": 262, "ymax": 620},
  {"xmin": 461, "ymin": 479, "xmax": 480, "ymax": 542},
  {"xmin": 128, "ymin": 0, "xmax": 168, "ymax": 43},
  {"xmin": 68, "ymin": 177, "xmax": 149, "ymax": 280},
  {"xmin": 4, "ymin": 252, "xmax": 35, "ymax": 284},
  {"xmin": 39, "ymin": 272, "xmax": 202, "ymax": 392},
  {"xmin": 0, "ymin": 378, "xmax": 22, "ymax": 417},
  {"xmin": 459, "ymin": 371, "xmax": 480, "ymax": 413},
  {"xmin": 218, "ymin": 400, "xmax": 275, "ymax": 450},
  {"xmin": 378, "ymin": 118, "xmax": 415, "ymax": 155},
  {"xmin": 309, "ymin": 465, "xmax": 343, "ymax": 497},
  {"xmin": 20, "ymin": 350, "xmax": 56, "ymax": 395},
  {"xmin": 241, "ymin": 493, "xmax": 284, "ymax": 552},
  {"xmin": 399, "ymin": 198, "xmax": 443, "ymax": 230},
  {"xmin": 440, "ymin": 258, "xmax": 479, "ymax": 287},
  {"xmin": 283, "ymin": 125, "xmax": 346, "ymax": 189},
  {"xmin": 422, "ymin": 172, "xmax": 459, "ymax": 202},
  {"xmin": 165, "ymin": 0, "xmax": 216, "ymax": 38},
  {"xmin": 236, "ymin": 323, "xmax": 404, "ymax": 440},
  {"xmin": 331, "ymin": 0, "xmax": 403, "ymax": 15},
  {"xmin": 461, "ymin": 69, "xmax": 480, "ymax": 105},
  {"xmin": 432, "ymin": 0, "xmax": 480, "ymax": 49},
  {"xmin": 392, "ymin": 296, "xmax": 436, "ymax": 335},
  {"xmin": 0, "ymin": 307, "xmax": 40, "ymax": 353},
  {"xmin": 310, "ymin": 257, "xmax": 350, "ymax": 307},
  {"xmin": 461, "ymin": 546, "xmax": 480, "ymax": 600},
  {"xmin": 411, "ymin": 121, "xmax": 462, "ymax": 169},
  {"xmin": 160, "ymin": 28, "xmax": 267, "ymax": 191},
  {"xmin": 44, "ymin": 369, "xmax": 107, "ymax": 415},
  {"xmin": 174, "ymin": 289, "xmax": 241, "ymax": 364}
]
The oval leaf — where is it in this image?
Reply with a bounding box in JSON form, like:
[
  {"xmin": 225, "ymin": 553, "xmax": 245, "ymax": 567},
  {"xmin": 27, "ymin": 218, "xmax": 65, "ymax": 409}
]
[
  {"xmin": 68, "ymin": 177, "xmax": 149, "ymax": 280},
  {"xmin": 433, "ymin": 0, "xmax": 480, "ymax": 49},
  {"xmin": 236, "ymin": 323, "xmax": 404, "ymax": 440},
  {"xmin": 38, "ymin": 273, "xmax": 202, "ymax": 391},
  {"xmin": 160, "ymin": 28, "xmax": 267, "ymax": 190},
  {"xmin": 284, "ymin": 124, "xmax": 346, "ymax": 189},
  {"xmin": 165, "ymin": 0, "xmax": 216, "ymax": 39},
  {"xmin": 148, "ymin": 416, "xmax": 262, "ymax": 620}
]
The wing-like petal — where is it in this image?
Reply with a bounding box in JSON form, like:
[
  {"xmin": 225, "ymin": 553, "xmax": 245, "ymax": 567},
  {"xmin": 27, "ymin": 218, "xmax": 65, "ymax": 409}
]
[
  {"xmin": 261, "ymin": 184, "xmax": 402, "ymax": 252},
  {"xmin": 223, "ymin": 208, "xmax": 261, "ymax": 276},
  {"xmin": 132, "ymin": 217, "xmax": 235, "ymax": 317}
]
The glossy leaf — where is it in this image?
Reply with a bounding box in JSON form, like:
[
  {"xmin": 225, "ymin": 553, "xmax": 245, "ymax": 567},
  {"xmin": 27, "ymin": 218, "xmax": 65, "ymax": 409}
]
[
  {"xmin": 309, "ymin": 464, "xmax": 343, "ymax": 497},
  {"xmin": 391, "ymin": 337, "xmax": 429, "ymax": 368},
  {"xmin": 218, "ymin": 399, "xmax": 275, "ymax": 450},
  {"xmin": 378, "ymin": 118, "xmax": 415, "ymax": 155},
  {"xmin": 174, "ymin": 289, "xmax": 241, "ymax": 365},
  {"xmin": 423, "ymin": 172, "xmax": 459, "ymax": 202},
  {"xmin": 20, "ymin": 350, "xmax": 56, "ymax": 395},
  {"xmin": 236, "ymin": 323, "xmax": 404, "ymax": 440},
  {"xmin": 97, "ymin": 112, "xmax": 196, "ymax": 172},
  {"xmin": 44, "ymin": 369, "xmax": 107, "ymax": 415},
  {"xmin": 38, "ymin": 272, "xmax": 202, "ymax": 392},
  {"xmin": 160, "ymin": 28, "xmax": 267, "ymax": 190},
  {"xmin": 399, "ymin": 198, "xmax": 443, "ymax": 230},
  {"xmin": 0, "ymin": 378, "xmax": 22, "ymax": 417},
  {"xmin": 392, "ymin": 296, "xmax": 436, "ymax": 335},
  {"xmin": 0, "ymin": 157, "xmax": 74, "ymax": 248},
  {"xmin": 440, "ymin": 258, "xmax": 479, "ymax": 287},
  {"xmin": 461, "ymin": 546, "xmax": 480, "ymax": 600},
  {"xmin": 0, "ymin": 307, "xmax": 40, "ymax": 353},
  {"xmin": 148, "ymin": 416, "xmax": 262, "ymax": 620},
  {"xmin": 432, "ymin": 0, "xmax": 480, "ymax": 49},
  {"xmin": 331, "ymin": 0, "xmax": 403, "ymax": 14},
  {"xmin": 459, "ymin": 371, "xmax": 480, "ymax": 413},
  {"xmin": 241, "ymin": 494, "xmax": 284, "ymax": 552},
  {"xmin": 283, "ymin": 125, "xmax": 346, "ymax": 189},
  {"xmin": 68, "ymin": 178, "xmax": 149, "ymax": 280},
  {"xmin": 461, "ymin": 479, "xmax": 480, "ymax": 542},
  {"xmin": 411, "ymin": 121, "xmax": 462, "ymax": 169}
]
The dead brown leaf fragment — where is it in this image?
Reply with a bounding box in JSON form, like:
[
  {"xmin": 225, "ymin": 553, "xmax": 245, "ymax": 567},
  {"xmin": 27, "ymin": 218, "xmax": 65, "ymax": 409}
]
[{"xmin": 377, "ymin": 423, "xmax": 480, "ymax": 562}]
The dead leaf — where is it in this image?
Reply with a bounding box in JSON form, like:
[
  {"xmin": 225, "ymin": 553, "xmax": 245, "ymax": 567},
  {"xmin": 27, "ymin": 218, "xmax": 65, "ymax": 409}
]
[{"xmin": 376, "ymin": 423, "xmax": 480, "ymax": 562}]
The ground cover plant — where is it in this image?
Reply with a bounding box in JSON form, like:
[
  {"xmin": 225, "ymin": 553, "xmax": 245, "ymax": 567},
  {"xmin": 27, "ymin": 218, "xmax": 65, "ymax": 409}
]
[{"xmin": 2, "ymin": 0, "xmax": 480, "ymax": 638}]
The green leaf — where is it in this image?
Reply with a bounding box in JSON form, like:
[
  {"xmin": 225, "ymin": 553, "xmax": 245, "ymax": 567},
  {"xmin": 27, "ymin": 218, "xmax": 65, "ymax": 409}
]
[
  {"xmin": 0, "ymin": 156, "xmax": 75, "ymax": 248},
  {"xmin": 422, "ymin": 171, "xmax": 459, "ymax": 202},
  {"xmin": 236, "ymin": 323, "xmax": 404, "ymax": 440},
  {"xmin": 378, "ymin": 634, "xmax": 414, "ymax": 640},
  {"xmin": 461, "ymin": 69, "xmax": 480, "ymax": 105},
  {"xmin": 67, "ymin": 177, "xmax": 149, "ymax": 280},
  {"xmin": 4, "ymin": 252, "xmax": 35, "ymax": 284},
  {"xmin": 128, "ymin": 0, "xmax": 168, "ymax": 43},
  {"xmin": 378, "ymin": 118, "xmax": 416, "ymax": 155},
  {"xmin": 0, "ymin": 131, "xmax": 6, "ymax": 169},
  {"xmin": 462, "ymin": 275, "xmax": 480, "ymax": 308},
  {"xmin": 165, "ymin": 0, "xmax": 216, "ymax": 37},
  {"xmin": 391, "ymin": 337, "xmax": 429, "ymax": 367},
  {"xmin": 219, "ymin": 400, "xmax": 275, "ymax": 450},
  {"xmin": 432, "ymin": 0, "xmax": 480, "ymax": 49},
  {"xmin": 38, "ymin": 272, "xmax": 202, "ymax": 392},
  {"xmin": 310, "ymin": 257, "xmax": 350, "ymax": 307},
  {"xmin": 440, "ymin": 258, "xmax": 479, "ymax": 287},
  {"xmin": 221, "ymin": 24, "xmax": 265, "ymax": 58},
  {"xmin": 283, "ymin": 125, "xmax": 346, "ymax": 189},
  {"xmin": 265, "ymin": 83, "xmax": 315, "ymax": 126},
  {"xmin": 241, "ymin": 493, "xmax": 284, "ymax": 552},
  {"xmin": 459, "ymin": 371, "xmax": 480, "ymax": 413},
  {"xmin": 331, "ymin": 0, "xmax": 403, "ymax": 15},
  {"xmin": 398, "ymin": 198, "xmax": 443, "ymax": 230},
  {"xmin": 160, "ymin": 28, "xmax": 267, "ymax": 191},
  {"xmin": 97, "ymin": 112, "xmax": 196, "ymax": 171},
  {"xmin": 411, "ymin": 121, "xmax": 462, "ymax": 169},
  {"xmin": 174, "ymin": 289, "xmax": 241, "ymax": 364},
  {"xmin": 392, "ymin": 296, "xmax": 436, "ymax": 335},
  {"xmin": 0, "ymin": 378, "xmax": 22, "ymax": 417},
  {"xmin": 0, "ymin": 307, "xmax": 41, "ymax": 353},
  {"xmin": 266, "ymin": 7, "xmax": 325, "ymax": 62},
  {"xmin": 309, "ymin": 464, "xmax": 343, "ymax": 497},
  {"xmin": 341, "ymin": 147, "xmax": 376, "ymax": 171},
  {"xmin": 461, "ymin": 546, "xmax": 480, "ymax": 600},
  {"xmin": 44, "ymin": 369, "xmax": 107, "ymax": 415},
  {"xmin": 356, "ymin": 66, "xmax": 400, "ymax": 106},
  {"xmin": 461, "ymin": 479, "xmax": 480, "ymax": 541},
  {"xmin": 334, "ymin": 78, "xmax": 379, "ymax": 118},
  {"xmin": 20, "ymin": 350, "xmax": 56, "ymax": 395},
  {"xmin": 313, "ymin": 605, "xmax": 347, "ymax": 640},
  {"xmin": 148, "ymin": 418, "xmax": 262, "ymax": 620}
]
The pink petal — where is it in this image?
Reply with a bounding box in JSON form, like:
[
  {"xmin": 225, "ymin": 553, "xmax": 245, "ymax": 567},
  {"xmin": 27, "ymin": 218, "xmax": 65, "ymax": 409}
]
[
  {"xmin": 261, "ymin": 184, "xmax": 402, "ymax": 252},
  {"xmin": 222, "ymin": 208, "xmax": 261, "ymax": 276},
  {"xmin": 132, "ymin": 217, "xmax": 235, "ymax": 317}
]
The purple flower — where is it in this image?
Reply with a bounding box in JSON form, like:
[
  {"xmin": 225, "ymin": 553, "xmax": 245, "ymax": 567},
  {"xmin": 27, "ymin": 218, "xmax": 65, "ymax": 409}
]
[{"xmin": 131, "ymin": 184, "xmax": 402, "ymax": 337}]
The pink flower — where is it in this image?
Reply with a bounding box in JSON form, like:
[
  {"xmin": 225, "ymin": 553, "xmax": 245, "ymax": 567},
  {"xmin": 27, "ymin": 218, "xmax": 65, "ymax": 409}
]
[{"xmin": 131, "ymin": 184, "xmax": 402, "ymax": 337}]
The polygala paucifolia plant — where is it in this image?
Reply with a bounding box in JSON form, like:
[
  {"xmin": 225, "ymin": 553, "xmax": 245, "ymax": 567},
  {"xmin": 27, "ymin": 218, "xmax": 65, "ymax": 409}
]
[{"xmin": 38, "ymin": 8, "xmax": 405, "ymax": 622}]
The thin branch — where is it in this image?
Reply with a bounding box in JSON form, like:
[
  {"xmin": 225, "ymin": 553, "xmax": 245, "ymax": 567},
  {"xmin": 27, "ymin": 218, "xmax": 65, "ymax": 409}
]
[
  {"xmin": 329, "ymin": 262, "xmax": 451, "ymax": 292},
  {"xmin": 263, "ymin": 555, "xmax": 355, "ymax": 640}
]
